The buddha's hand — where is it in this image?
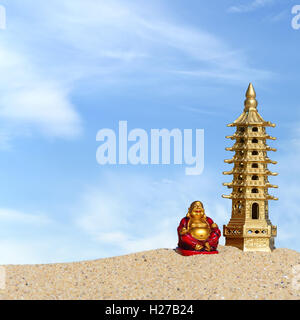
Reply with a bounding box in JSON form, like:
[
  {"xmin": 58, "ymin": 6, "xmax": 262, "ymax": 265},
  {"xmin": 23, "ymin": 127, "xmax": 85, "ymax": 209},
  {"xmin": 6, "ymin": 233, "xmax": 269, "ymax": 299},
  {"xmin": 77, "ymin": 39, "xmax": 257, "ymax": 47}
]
[
  {"xmin": 179, "ymin": 227, "xmax": 188, "ymax": 236},
  {"xmin": 204, "ymin": 242, "xmax": 211, "ymax": 251},
  {"xmin": 194, "ymin": 243, "xmax": 204, "ymax": 251}
]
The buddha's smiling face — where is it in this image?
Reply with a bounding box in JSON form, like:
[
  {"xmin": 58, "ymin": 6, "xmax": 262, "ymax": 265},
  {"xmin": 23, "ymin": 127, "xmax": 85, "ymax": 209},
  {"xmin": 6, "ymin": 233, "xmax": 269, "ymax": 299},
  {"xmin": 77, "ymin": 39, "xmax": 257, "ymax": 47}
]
[{"xmin": 190, "ymin": 201, "xmax": 204, "ymax": 218}]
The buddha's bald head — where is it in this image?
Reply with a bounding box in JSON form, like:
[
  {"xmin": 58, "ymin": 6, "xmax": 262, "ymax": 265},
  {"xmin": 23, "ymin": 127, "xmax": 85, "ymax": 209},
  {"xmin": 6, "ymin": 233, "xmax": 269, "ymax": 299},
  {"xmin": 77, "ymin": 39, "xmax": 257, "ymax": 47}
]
[{"xmin": 187, "ymin": 201, "xmax": 205, "ymax": 218}]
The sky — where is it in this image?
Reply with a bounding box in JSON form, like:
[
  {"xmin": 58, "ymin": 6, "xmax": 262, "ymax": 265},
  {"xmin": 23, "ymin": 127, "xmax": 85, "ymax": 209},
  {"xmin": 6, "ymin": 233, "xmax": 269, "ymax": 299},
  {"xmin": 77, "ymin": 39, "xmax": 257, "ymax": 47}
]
[{"xmin": 0, "ymin": 0, "xmax": 299, "ymax": 264}]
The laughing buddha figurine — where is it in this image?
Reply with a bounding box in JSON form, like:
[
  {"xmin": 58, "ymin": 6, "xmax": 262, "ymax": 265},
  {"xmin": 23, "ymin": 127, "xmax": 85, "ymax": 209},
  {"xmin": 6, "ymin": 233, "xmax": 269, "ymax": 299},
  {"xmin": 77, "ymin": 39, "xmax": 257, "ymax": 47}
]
[{"xmin": 176, "ymin": 201, "xmax": 221, "ymax": 255}]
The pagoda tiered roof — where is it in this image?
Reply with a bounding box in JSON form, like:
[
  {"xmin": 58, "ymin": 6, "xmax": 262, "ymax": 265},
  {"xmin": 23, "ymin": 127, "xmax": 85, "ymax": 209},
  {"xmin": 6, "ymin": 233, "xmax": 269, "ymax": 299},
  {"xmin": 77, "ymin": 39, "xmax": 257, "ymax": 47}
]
[
  {"xmin": 224, "ymin": 156, "xmax": 277, "ymax": 164},
  {"xmin": 223, "ymin": 83, "xmax": 278, "ymax": 202},
  {"xmin": 225, "ymin": 133, "xmax": 276, "ymax": 140},
  {"xmin": 223, "ymin": 181, "xmax": 278, "ymax": 188},
  {"xmin": 223, "ymin": 168, "xmax": 278, "ymax": 176},
  {"xmin": 225, "ymin": 144, "xmax": 277, "ymax": 152},
  {"xmin": 222, "ymin": 193, "xmax": 278, "ymax": 200},
  {"xmin": 227, "ymin": 112, "xmax": 275, "ymax": 128}
]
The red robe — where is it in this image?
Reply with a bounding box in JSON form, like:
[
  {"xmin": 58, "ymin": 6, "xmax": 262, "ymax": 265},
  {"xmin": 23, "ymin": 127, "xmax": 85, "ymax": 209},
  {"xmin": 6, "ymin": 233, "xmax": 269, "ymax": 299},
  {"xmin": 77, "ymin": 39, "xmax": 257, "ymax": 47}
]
[{"xmin": 177, "ymin": 216, "xmax": 221, "ymax": 252}]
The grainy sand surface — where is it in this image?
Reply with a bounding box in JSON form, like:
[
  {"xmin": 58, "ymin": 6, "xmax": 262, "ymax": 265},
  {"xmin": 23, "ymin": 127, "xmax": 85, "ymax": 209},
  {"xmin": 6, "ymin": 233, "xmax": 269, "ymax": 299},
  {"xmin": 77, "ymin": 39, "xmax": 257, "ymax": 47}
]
[{"xmin": 0, "ymin": 245, "xmax": 299, "ymax": 300}]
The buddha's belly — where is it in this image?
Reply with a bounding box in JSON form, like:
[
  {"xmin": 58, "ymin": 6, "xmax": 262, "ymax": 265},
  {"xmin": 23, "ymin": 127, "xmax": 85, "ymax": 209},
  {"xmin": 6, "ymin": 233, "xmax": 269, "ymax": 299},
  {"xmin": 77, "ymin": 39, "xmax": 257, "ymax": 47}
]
[{"xmin": 190, "ymin": 227, "xmax": 210, "ymax": 241}]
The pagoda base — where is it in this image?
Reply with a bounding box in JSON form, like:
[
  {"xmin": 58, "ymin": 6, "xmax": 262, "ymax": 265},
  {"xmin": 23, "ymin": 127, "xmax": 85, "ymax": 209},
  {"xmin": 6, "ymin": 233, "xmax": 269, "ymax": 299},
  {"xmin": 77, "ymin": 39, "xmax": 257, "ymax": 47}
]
[
  {"xmin": 225, "ymin": 237, "xmax": 275, "ymax": 252},
  {"xmin": 175, "ymin": 247, "xmax": 218, "ymax": 256}
]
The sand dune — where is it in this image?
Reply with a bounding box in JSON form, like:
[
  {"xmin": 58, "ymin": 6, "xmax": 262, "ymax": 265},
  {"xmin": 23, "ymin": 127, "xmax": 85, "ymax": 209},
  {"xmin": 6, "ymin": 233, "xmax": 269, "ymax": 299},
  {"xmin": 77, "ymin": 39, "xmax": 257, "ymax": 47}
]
[{"xmin": 0, "ymin": 245, "xmax": 299, "ymax": 300}]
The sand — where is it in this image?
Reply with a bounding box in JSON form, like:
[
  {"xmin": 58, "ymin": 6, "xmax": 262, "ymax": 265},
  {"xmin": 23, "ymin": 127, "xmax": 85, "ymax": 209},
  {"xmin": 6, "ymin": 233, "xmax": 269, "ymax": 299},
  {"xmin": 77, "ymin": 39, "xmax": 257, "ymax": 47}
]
[{"xmin": 0, "ymin": 245, "xmax": 299, "ymax": 300}]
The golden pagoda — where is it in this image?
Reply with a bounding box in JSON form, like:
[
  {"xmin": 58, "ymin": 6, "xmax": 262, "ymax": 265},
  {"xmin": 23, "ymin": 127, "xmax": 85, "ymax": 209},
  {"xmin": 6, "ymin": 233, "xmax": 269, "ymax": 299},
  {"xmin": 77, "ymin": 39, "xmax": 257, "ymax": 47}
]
[{"xmin": 222, "ymin": 83, "xmax": 278, "ymax": 252}]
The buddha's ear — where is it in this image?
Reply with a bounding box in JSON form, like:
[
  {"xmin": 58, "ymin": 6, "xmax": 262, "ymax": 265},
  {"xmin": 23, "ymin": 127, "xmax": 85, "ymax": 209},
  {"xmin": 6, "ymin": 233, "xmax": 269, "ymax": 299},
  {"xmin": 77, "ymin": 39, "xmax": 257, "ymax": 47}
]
[{"xmin": 186, "ymin": 212, "xmax": 190, "ymax": 218}]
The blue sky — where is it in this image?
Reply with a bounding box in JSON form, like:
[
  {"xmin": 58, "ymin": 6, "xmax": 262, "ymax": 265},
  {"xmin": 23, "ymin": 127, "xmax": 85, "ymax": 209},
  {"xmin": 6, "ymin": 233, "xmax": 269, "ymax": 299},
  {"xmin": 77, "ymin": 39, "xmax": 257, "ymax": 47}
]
[{"xmin": 0, "ymin": 0, "xmax": 299, "ymax": 264}]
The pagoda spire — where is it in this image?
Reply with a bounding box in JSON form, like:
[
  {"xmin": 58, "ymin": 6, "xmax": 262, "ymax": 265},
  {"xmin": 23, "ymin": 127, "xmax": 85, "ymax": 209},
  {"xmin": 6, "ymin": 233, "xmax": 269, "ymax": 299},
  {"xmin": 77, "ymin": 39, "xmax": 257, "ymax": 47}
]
[
  {"xmin": 227, "ymin": 83, "xmax": 275, "ymax": 128},
  {"xmin": 244, "ymin": 83, "xmax": 258, "ymax": 111},
  {"xmin": 222, "ymin": 83, "xmax": 278, "ymax": 252}
]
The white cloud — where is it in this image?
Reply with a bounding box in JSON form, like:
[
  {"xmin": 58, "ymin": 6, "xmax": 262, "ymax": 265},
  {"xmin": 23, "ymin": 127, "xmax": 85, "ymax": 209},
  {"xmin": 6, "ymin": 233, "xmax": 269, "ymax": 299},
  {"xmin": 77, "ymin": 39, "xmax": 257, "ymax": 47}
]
[
  {"xmin": 173, "ymin": 67, "xmax": 273, "ymax": 82},
  {"xmin": 0, "ymin": 208, "xmax": 52, "ymax": 225},
  {"xmin": 0, "ymin": 206, "xmax": 110, "ymax": 265},
  {"xmin": 228, "ymin": 0, "xmax": 275, "ymax": 13},
  {"xmin": 0, "ymin": 0, "xmax": 274, "ymax": 145},
  {"xmin": 0, "ymin": 46, "xmax": 81, "ymax": 139},
  {"xmin": 25, "ymin": 0, "xmax": 272, "ymax": 83},
  {"xmin": 0, "ymin": 208, "xmax": 57, "ymax": 264},
  {"xmin": 265, "ymin": 9, "xmax": 288, "ymax": 22},
  {"xmin": 0, "ymin": 84, "xmax": 80, "ymax": 138},
  {"xmin": 0, "ymin": 241, "xmax": 43, "ymax": 265}
]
